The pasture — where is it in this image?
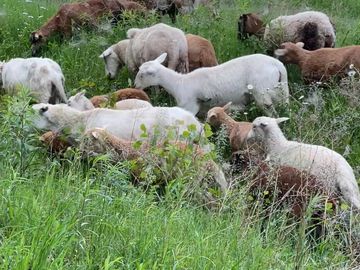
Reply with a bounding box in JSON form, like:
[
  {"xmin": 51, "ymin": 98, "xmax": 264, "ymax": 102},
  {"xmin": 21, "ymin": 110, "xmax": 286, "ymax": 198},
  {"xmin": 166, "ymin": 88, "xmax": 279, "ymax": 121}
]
[{"xmin": 1, "ymin": 0, "xmax": 360, "ymax": 269}]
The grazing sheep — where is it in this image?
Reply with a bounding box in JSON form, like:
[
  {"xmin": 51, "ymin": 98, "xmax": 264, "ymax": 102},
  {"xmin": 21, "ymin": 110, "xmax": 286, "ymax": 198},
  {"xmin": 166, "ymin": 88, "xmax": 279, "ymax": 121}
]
[
  {"xmin": 186, "ymin": 34, "xmax": 218, "ymax": 71},
  {"xmin": 247, "ymin": 116, "xmax": 360, "ymax": 210},
  {"xmin": 206, "ymin": 102, "xmax": 254, "ymax": 153},
  {"xmin": 135, "ymin": 53, "xmax": 289, "ymax": 117},
  {"xmin": 275, "ymin": 42, "xmax": 360, "ymax": 83},
  {"xmin": 81, "ymin": 127, "xmax": 228, "ymax": 191},
  {"xmin": 32, "ymin": 103, "xmax": 205, "ymax": 143},
  {"xmin": 30, "ymin": 0, "xmax": 126, "ymax": 55},
  {"xmin": 126, "ymin": 23, "xmax": 188, "ymax": 73},
  {"xmin": 264, "ymin": 11, "xmax": 336, "ymax": 52},
  {"xmin": 0, "ymin": 57, "xmax": 67, "ymax": 104},
  {"xmin": 68, "ymin": 91, "xmax": 95, "ymax": 111},
  {"xmin": 90, "ymin": 88, "xmax": 150, "ymax": 107},
  {"xmin": 238, "ymin": 13, "xmax": 265, "ymax": 40},
  {"xmin": 40, "ymin": 131, "xmax": 74, "ymax": 153}
]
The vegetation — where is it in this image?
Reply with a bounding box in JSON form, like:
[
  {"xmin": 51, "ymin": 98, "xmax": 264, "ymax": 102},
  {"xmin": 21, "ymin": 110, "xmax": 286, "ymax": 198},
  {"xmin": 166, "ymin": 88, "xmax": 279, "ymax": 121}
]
[{"xmin": 0, "ymin": 0, "xmax": 360, "ymax": 269}]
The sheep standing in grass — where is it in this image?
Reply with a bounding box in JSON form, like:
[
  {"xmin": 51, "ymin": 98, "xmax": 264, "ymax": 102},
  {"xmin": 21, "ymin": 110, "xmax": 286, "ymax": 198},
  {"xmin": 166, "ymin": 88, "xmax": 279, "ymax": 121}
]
[
  {"xmin": 264, "ymin": 11, "xmax": 336, "ymax": 52},
  {"xmin": 0, "ymin": 57, "xmax": 67, "ymax": 104},
  {"xmin": 186, "ymin": 34, "xmax": 218, "ymax": 71},
  {"xmin": 275, "ymin": 42, "xmax": 360, "ymax": 83},
  {"xmin": 68, "ymin": 91, "xmax": 152, "ymax": 111},
  {"xmin": 247, "ymin": 116, "xmax": 360, "ymax": 210},
  {"xmin": 100, "ymin": 23, "xmax": 188, "ymax": 78},
  {"xmin": 237, "ymin": 13, "xmax": 265, "ymax": 40},
  {"xmin": 135, "ymin": 53, "xmax": 289, "ymax": 117},
  {"xmin": 32, "ymin": 103, "xmax": 205, "ymax": 143}
]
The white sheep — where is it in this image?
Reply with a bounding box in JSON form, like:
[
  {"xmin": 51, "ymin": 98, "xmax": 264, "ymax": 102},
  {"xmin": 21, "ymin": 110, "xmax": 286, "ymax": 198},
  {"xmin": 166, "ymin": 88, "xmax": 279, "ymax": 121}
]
[
  {"xmin": 32, "ymin": 103, "xmax": 205, "ymax": 143},
  {"xmin": 68, "ymin": 91, "xmax": 152, "ymax": 111},
  {"xmin": 135, "ymin": 53, "xmax": 289, "ymax": 117},
  {"xmin": 99, "ymin": 23, "xmax": 189, "ymax": 78},
  {"xmin": 247, "ymin": 116, "xmax": 360, "ymax": 210},
  {"xmin": 264, "ymin": 11, "xmax": 336, "ymax": 52},
  {"xmin": 0, "ymin": 57, "xmax": 67, "ymax": 103}
]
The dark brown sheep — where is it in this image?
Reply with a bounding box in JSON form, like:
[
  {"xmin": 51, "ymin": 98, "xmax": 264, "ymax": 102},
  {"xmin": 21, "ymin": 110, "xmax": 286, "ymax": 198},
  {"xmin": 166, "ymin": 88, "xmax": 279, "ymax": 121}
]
[{"xmin": 237, "ymin": 13, "xmax": 265, "ymax": 40}]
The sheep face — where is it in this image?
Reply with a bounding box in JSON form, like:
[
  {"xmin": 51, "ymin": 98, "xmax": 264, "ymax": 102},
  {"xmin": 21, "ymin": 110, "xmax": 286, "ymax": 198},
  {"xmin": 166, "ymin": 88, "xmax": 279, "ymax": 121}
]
[
  {"xmin": 68, "ymin": 91, "xmax": 94, "ymax": 111},
  {"xmin": 30, "ymin": 31, "xmax": 45, "ymax": 56},
  {"xmin": 99, "ymin": 48, "xmax": 121, "ymax": 79},
  {"xmin": 135, "ymin": 53, "xmax": 167, "ymax": 89},
  {"xmin": 32, "ymin": 103, "xmax": 54, "ymax": 130},
  {"xmin": 206, "ymin": 102, "xmax": 232, "ymax": 127},
  {"xmin": 247, "ymin": 116, "xmax": 289, "ymax": 141},
  {"xmin": 274, "ymin": 42, "xmax": 304, "ymax": 64}
]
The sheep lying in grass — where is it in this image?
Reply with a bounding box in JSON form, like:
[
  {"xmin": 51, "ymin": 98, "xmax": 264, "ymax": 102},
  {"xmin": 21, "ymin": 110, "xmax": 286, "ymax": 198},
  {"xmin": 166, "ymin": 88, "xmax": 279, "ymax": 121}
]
[
  {"xmin": 30, "ymin": 0, "xmax": 127, "ymax": 55},
  {"xmin": 186, "ymin": 34, "xmax": 218, "ymax": 71},
  {"xmin": 237, "ymin": 13, "xmax": 265, "ymax": 40},
  {"xmin": 100, "ymin": 23, "xmax": 188, "ymax": 78},
  {"xmin": 275, "ymin": 42, "xmax": 360, "ymax": 83},
  {"xmin": 32, "ymin": 103, "xmax": 205, "ymax": 143},
  {"xmin": 81, "ymin": 127, "xmax": 228, "ymax": 191},
  {"xmin": 68, "ymin": 91, "xmax": 152, "ymax": 111},
  {"xmin": 247, "ymin": 116, "xmax": 360, "ymax": 210},
  {"xmin": 264, "ymin": 11, "xmax": 336, "ymax": 52},
  {"xmin": 135, "ymin": 53, "xmax": 289, "ymax": 117},
  {"xmin": 0, "ymin": 57, "xmax": 67, "ymax": 104}
]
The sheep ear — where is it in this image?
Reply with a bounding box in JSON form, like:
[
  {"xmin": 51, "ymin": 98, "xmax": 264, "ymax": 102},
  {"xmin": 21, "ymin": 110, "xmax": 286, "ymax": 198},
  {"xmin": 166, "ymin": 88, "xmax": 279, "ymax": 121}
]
[
  {"xmin": 223, "ymin": 102, "xmax": 232, "ymax": 112},
  {"xmin": 274, "ymin": 49, "xmax": 287, "ymax": 57},
  {"xmin": 156, "ymin": 53, "xmax": 167, "ymax": 64},
  {"xmin": 296, "ymin": 42, "xmax": 304, "ymax": 48},
  {"xmin": 99, "ymin": 50, "xmax": 111, "ymax": 59},
  {"xmin": 276, "ymin": 117, "xmax": 289, "ymax": 124}
]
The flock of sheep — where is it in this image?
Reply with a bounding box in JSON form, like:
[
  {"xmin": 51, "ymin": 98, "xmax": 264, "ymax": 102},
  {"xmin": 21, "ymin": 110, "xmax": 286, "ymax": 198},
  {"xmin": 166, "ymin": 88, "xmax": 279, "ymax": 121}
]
[{"xmin": 2, "ymin": 0, "xmax": 360, "ymax": 227}]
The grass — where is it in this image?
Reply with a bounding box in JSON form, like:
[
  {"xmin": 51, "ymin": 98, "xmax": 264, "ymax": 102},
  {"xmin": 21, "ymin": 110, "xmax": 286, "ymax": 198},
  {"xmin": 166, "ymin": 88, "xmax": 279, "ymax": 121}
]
[{"xmin": 1, "ymin": 0, "xmax": 360, "ymax": 269}]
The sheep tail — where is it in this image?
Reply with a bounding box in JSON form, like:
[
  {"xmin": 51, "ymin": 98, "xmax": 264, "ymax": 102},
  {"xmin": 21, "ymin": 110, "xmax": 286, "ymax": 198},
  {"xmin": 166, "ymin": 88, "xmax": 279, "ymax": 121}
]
[
  {"xmin": 276, "ymin": 62, "xmax": 290, "ymax": 104},
  {"xmin": 49, "ymin": 78, "xmax": 67, "ymax": 104}
]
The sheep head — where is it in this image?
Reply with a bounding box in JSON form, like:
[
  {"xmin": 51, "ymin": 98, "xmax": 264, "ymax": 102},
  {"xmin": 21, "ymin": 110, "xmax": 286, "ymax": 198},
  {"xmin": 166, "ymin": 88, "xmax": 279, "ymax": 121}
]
[
  {"xmin": 274, "ymin": 42, "xmax": 304, "ymax": 64},
  {"xmin": 247, "ymin": 116, "xmax": 289, "ymax": 142},
  {"xmin": 206, "ymin": 102, "xmax": 232, "ymax": 127},
  {"xmin": 68, "ymin": 90, "xmax": 95, "ymax": 111},
  {"xmin": 238, "ymin": 13, "xmax": 264, "ymax": 39},
  {"xmin": 135, "ymin": 53, "xmax": 167, "ymax": 89},
  {"xmin": 99, "ymin": 46, "xmax": 121, "ymax": 79},
  {"xmin": 30, "ymin": 31, "xmax": 45, "ymax": 56}
]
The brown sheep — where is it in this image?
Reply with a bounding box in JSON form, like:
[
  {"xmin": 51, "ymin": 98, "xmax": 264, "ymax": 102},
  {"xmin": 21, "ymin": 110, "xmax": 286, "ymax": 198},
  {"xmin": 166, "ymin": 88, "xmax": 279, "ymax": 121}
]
[
  {"xmin": 186, "ymin": 34, "xmax": 218, "ymax": 72},
  {"xmin": 90, "ymin": 88, "xmax": 150, "ymax": 108},
  {"xmin": 237, "ymin": 13, "xmax": 265, "ymax": 40},
  {"xmin": 275, "ymin": 42, "xmax": 360, "ymax": 83},
  {"xmin": 30, "ymin": 0, "xmax": 145, "ymax": 55},
  {"xmin": 39, "ymin": 131, "xmax": 74, "ymax": 153}
]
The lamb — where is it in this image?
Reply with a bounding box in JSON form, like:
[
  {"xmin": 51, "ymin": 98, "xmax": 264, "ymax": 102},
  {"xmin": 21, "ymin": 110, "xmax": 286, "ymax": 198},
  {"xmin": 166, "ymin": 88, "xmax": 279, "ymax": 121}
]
[
  {"xmin": 206, "ymin": 102, "xmax": 255, "ymax": 153},
  {"xmin": 32, "ymin": 103, "xmax": 205, "ymax": 143},
  {"xmin": 100, "ymin": 23, "xmax": 188, "ymax": 78},
  {"xmin": 186, "ymin": 34, "xmax": 218, "ymax": 72},
  {"xmin": 275, "ymin": 42, "xmax": 360, "ymax": 83},
  {"xmin": 40, "ymin": 131, "xmax": 74, "ymax": 153},
  {"xmin": 135, "ymin": 53, "xmax": 289, "ymax": 117},
  {"xmin": 264, "ymin": 11, "xmax": 336, "ymax": 52},
  {"xmin": 68, "ymin": 91, "xmax": 152, "ymax": 111},
  {"xmin": 80, "ymin": 127, "xmax": 228, "ymax": 192},
  {"xmin": 30, "ymin": 0, "xmax": 126, "ymax": 55},
  {"xmin": 90, "ymin": 88, "xmax": 150, "ymax": 107},
  {"xmin": 237, "ymin": 13, "xmax": 265, "ymax": 40},
  {"xmin": 247, "ymin": 116, "xmax": 360, "ymax": 210},
  {"xmin": 0, "ymin": 57, "xmax": 67, "ymax": 104}
]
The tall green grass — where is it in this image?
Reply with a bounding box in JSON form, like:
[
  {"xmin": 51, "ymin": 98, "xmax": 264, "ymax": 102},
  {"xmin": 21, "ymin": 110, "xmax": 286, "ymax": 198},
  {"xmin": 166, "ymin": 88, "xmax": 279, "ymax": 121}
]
[{"xmin": 0, "ymin": 0, "xmax": 360, "ymax": 268}]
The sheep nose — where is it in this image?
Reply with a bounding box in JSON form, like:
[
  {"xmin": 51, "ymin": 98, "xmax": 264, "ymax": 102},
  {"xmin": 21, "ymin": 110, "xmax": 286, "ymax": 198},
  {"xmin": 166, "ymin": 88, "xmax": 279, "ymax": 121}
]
[{"xmin": 107, "ymin": 73, "xmax": 114, "ymax": 80}]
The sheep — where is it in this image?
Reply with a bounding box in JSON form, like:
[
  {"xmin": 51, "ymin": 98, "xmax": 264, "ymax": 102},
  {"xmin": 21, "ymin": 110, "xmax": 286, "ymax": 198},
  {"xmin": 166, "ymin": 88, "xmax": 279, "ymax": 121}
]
[
  {"xmin": 90, "ymin": 88, "xmax": 150, "ymax": 107},
  {"xmin": 275, "ymin": 42, "xmax": 360, "ymax": 83},
  {"xmin": 135, "ymin": 53, "xmax": 289, "ymax": 117},
  {"xmin": 39, "ymin": 131, "xmax": 74, "ymax": 153},
  {"xmin": 186, "ymin": 34, "xmax": 218, "ymax": 72},
  {"xmin": 80, "ymin": 127, "xmax": 228, "ymax": 191},
  {"xmin": 247, "ymin": 116, "xmax": 360, "ymax": 210},
  {"xmin": 30, "ymin": 0, "xmax": 126, "ymax": 56},
  {"xmin": 264, "ymin": 11, "xmax": 336, "ymax": 52},
  {"xmin": 68, "ymin": 91, "xmax": 152, "ymax": 111},
  {"xmin": 237, "ymin": 13, "xmax": 265, "ymax": 40},
  {"xmin": 0, "ymin": 57, "xmax": 67, "ymax": 104},
  {"xmin": 117, "ymin": 23, "xmax": 188, "ymax": 74},
  {"xmin": 32, "ymin": 103, "xmax": 205, "ymax": 143}
]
